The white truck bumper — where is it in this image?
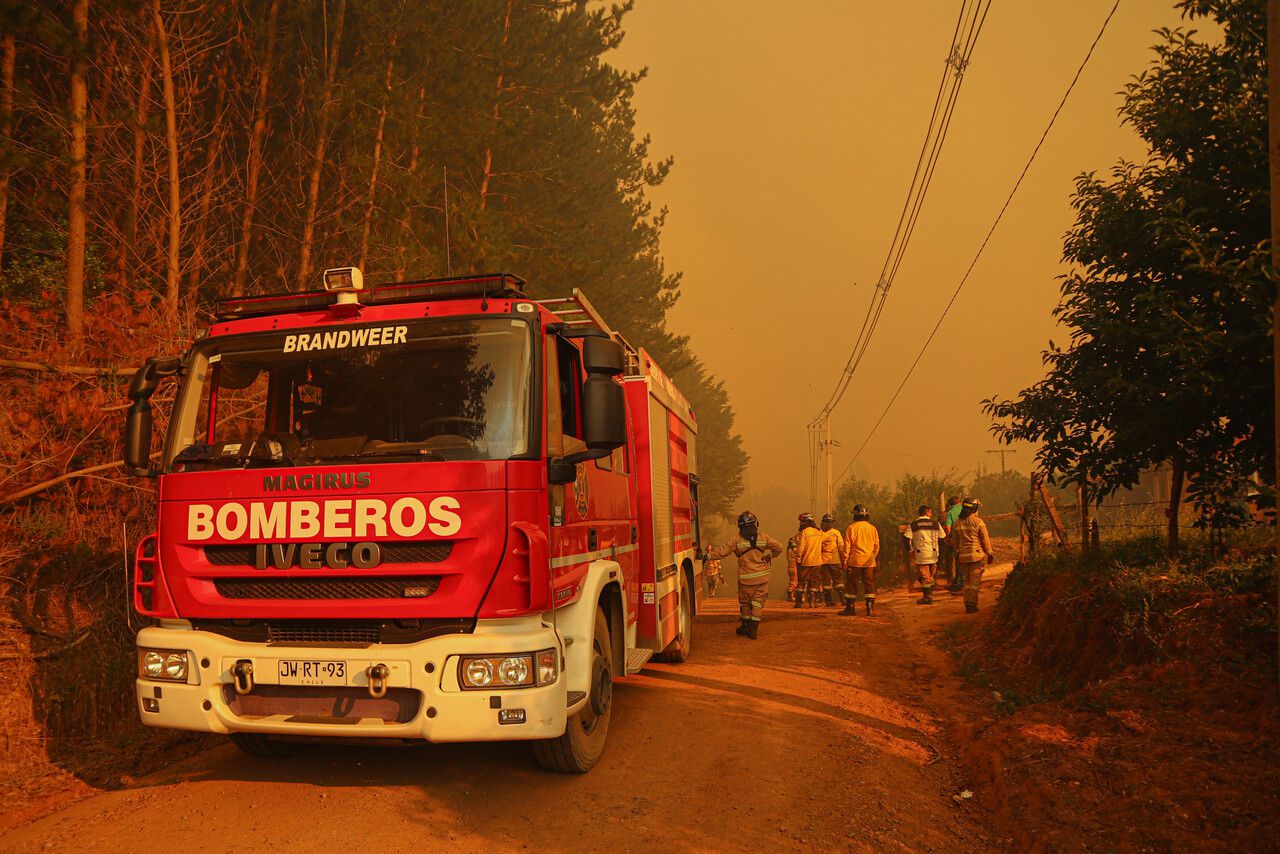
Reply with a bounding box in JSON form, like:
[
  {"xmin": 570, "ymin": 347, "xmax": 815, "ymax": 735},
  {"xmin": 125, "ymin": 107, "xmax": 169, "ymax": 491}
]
[{"xmin": 134, "ymin": 618, "xmax": 567, "ymax": 742}]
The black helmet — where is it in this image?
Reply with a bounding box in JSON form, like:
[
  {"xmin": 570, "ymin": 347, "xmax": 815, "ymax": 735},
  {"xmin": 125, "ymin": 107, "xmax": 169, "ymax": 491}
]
[
  {"xmin": 798, "ymin": 512, "xmax": 816, "ymax": 528},
  {"xmin": 962, "ymin": 497, "xmax": 981, "ymax": 511},
  {"xmin": 737, "ymin": 510, "xmax": 759, "ymax": 528},
  {"xmin": 853, "ymin": 504, "xmax": 870, "ymax": 520},
  {"xmin": 821, "ymin": 513, "xmax": 836, "ymax": 525}
]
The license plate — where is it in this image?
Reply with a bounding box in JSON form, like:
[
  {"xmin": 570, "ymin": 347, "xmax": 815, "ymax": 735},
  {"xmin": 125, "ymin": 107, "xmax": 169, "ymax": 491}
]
[{"xmin": 277, "ymin": 659, "xmax": 347, "ymax": 686}]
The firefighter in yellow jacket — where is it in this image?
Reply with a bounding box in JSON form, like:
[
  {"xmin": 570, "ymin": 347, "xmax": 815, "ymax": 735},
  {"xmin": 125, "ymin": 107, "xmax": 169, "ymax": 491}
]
[
  {"xmin": 840, "ymin": 504, "xmax": 880, "ymax": 616},
  {"xmin": 704, "ymin": 511, "xmax": 784, "ymax": 639},
  {"xmin": 794, "ymin": 512, "xmax": 825, "ymax": 608},
  {"xmin": 819, "ymin": 513, "xmax": 846, "ymax": 607}
]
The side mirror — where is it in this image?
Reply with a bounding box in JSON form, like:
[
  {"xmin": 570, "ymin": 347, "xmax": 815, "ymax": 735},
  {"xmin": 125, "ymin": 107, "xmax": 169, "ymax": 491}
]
[
  {"xmin": 582, "ymin": 336, "xmax": 625, "ymax": 376},
  {"xmin": 124, "ymin": 401, "xmax": 154, "ymax": 476},
  {"xmin": 123, "ymin": 357, "xmax": 179, "ymax": 477},
  {"xmin": 582, "ymin": 374, "xmax": 625, "ymax": 451}
]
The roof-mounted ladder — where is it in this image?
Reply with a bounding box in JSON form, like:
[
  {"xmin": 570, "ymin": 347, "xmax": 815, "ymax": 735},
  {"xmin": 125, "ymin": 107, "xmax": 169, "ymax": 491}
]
[{"xmin": 538, "ymin": 288, "xmax": 641, "ymax": 376}]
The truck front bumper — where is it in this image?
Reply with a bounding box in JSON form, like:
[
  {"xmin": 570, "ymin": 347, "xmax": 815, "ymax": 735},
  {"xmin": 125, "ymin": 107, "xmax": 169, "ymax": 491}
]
[{"xmin": 134, "ymin": 618, "xmax": 567, "ymax": 742}]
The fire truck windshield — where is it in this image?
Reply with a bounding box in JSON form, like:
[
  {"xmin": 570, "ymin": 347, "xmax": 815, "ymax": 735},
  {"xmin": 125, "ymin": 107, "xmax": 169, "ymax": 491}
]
[{"xmin": 166, "ymin": 317, "xmax": 532, "ymax": 469}]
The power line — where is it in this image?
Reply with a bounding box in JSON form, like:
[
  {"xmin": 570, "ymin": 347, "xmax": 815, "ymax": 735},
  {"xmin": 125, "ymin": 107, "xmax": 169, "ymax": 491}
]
[
  {"xmin": 832, "ymin": 0, "xmax": 1122, "ymax": 487},
  {"xmin": 809, "ymin": 0, "xmax": 992, "ymax": 431}
]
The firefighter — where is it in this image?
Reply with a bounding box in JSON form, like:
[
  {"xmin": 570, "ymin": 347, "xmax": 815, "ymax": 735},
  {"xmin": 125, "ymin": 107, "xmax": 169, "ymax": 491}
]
[
  {"xmin": 794, "ymin": 512, "xmax": 825, "ymax": 608},
  {"xmin": 940, "ymin": 495, "xmax": 962, "ymax": 592},
  {"xmin": 704, "ymin": 558, "xmax": 724, "ymax": 598},
  {"xmin": 786, "ymin": 534, "xmax": 800, "ymax": 602},
  {"xmin": 950, "ymin": 497, "xmax": 994, "ymax": 613},
  {"xmin": 840, "ymin": 504, "xmax": 880, "ymax": 616},
  {"xmin": 704, "ymin": 511, "xmax": 783, "ymax": 638},
  {"xmin": 909, "ymin": 505, "xmax": 945, "ymax": 605},
  {"xmin": 819, "ymin": 513, "xmax": 846, "ymax": 607}
]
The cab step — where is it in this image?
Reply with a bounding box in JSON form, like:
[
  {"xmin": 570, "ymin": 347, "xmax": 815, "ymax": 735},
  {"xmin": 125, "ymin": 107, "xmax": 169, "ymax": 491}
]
[{"xmin": 625, "ymin": 648, "xmax": 653, "ymax": 674}]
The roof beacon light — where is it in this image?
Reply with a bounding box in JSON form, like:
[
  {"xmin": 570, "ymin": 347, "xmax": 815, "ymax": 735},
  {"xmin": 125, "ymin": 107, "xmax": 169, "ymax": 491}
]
[{"xmin": 322, "ymin": 266, "xmax": 364, "ymax": 306}]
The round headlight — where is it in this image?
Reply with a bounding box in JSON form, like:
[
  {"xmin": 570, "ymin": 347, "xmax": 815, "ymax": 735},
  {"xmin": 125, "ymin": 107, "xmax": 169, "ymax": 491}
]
[
  {"xmin": 164, "ymin": 652, "xmax": 187, "ymax": 680},
  {"xmin": 143, "ymin": 651, "xmax": 164, "ymax": 678},
  {"xmin": 464, "ymin": 658, "xmax": 493, "ymax": 687},
  {"xmin": 498, "ymin": 657, "xmax": 529, "ymax": 686}
]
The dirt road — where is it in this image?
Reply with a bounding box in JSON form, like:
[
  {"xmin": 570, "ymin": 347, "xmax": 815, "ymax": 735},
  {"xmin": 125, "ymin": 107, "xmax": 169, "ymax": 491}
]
[{"xmin": 1, "ymin": 574, "xmax": 1013, "ymax": 853}]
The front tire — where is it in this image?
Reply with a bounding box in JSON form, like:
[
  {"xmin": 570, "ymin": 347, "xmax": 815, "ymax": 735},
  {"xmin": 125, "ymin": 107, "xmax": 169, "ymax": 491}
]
[
  {"xmin": 656, "ymin": 569, "xmax": 692, "ymax": 663},
  {"xmin": 229, "ymin": 732, "xmax": 304, "ymax": 759},
  {"xmin": 532, "ymin": 608, "xmax": 612, "ymax": 773}
]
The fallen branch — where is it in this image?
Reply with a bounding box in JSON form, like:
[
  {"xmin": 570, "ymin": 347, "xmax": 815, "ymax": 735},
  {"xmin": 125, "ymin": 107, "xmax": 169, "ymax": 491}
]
[
  {"xmin": 0, "ymin": 460, "xmax": 124, "ymax": 504},
  {"xmin": 0, "ymin": 358, "xmax": 136, "ymax": 378},
  {"xmin": 0, "ymin": 628, "xmax": 93, "ymax": 661}
]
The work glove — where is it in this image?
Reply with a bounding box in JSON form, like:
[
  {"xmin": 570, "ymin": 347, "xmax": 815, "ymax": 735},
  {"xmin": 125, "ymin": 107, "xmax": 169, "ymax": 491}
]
[{"xmin": 986, "ymin": 554, "xmax": 995, "ymax": 565}]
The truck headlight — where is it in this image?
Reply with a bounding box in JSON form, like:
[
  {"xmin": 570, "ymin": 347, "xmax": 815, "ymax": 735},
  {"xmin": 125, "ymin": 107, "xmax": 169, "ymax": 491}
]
[
  {"xmin": 459, "ymin": 649, "xmax": 558, "ymax": 690},
  {"xmin": 139, "ymin": 648, "xmax": 189, "ymax": 682},
  {"xmin": 463, "ymin": 658, "xmax": 494, "ymax": 688}
]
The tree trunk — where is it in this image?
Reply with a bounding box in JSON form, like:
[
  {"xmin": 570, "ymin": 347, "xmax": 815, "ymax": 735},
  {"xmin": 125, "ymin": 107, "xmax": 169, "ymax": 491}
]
[
  {"xmin": 152, "ymin": 0, "xmax": 181, "ymax": 313},
  {"xmin": 121, "ymin": 30, "xmax": 154, "ymax": 292},
  {"xmin": 66, "ymin": 0, "xmax": 89, "ymax": 343},
  {"xmin": 1167, "ymin": 453, "xmax": 1185, "ymax": 554},
  {"xmin": 185, "ymin": 63, "xmax": 230, "ymax": 293},
  {"xmin": 358, "ymin": 40, "xmax": 396, "ymax": 272},
  {"xmin": 394, "ymin": 85, "xmax": 426, "ymax": 280},
  {"xmin": 1077, "ymin": 482, "xmax": 1091, "ymax": 554},
  {"xmin": 0, "ymin": 34, "xmax": 15, "ymax": 272},
  {"xmin": 296, "ymin": 0, "xmax": 346, "ymax": 291},
  {"xmin": 470, "ymin": 0, "xmax": 513, "ymax": 272},
  {"xmin": 231, "ymin": 0, "xmax": 279, "ymax": 297}
]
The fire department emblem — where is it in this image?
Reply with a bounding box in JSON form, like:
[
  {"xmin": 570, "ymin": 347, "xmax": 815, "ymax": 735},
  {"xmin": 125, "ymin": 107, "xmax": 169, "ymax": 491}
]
[{"xmin": 573, "ymin": 465, "xmax": 590, "ymax": 518}]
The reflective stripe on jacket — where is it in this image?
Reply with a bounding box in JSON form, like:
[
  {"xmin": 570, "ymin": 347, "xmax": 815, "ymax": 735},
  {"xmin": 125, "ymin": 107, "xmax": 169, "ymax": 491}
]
[
  {"xmin": 950, "ymin": 515, "xmax": 992, "ymax": 564},
  {"xmin": 910, "ymin": 516, "xmax": 943, "ymax": 564},
  {"xmin": 707, "ymin": 533, "xmax": 784, "ymax": 583}
]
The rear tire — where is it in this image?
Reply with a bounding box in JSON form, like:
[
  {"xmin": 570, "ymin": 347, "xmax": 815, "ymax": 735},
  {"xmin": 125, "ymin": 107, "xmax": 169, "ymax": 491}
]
[
  {"xmin": 532, "ymin": 609, "xmax": 612, "ymax": 773},
  {"xmin": 229, "ymin": 732, "xmax": 304, "ymax": 759},
  {"xmin": 656, "ymin": 569, "xmax": 692, "ymax": 663}
]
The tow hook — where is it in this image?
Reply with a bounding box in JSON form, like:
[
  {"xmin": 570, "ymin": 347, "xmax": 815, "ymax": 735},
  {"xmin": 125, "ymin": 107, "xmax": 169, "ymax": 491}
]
[
  {"xmin": 366, "ymin": 663, "xmax": 390, "ymax": 699},
  {"xmin": 232, "ymin": 660, "xmax": 254, "ymax": 695}
]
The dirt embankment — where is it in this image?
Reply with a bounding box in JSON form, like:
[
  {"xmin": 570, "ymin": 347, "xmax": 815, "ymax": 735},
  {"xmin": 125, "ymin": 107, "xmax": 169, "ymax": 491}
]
[{"xmin": 935, "ymin": 544, "xmax": 1279, "ymax": 852}]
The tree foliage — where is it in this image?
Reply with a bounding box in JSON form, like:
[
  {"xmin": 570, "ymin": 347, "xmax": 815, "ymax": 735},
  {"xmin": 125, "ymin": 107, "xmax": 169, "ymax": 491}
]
[
  {"xmin": 0, "ymin": 0, "xmax": 746, "ymax": 515},
  {"xmin": 984, "ymin": 0, "xmax": 1269, "ymax": 537}
]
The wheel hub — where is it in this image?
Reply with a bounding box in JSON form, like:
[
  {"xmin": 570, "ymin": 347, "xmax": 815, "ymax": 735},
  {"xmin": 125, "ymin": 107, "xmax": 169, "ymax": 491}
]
[{"xmin": 590, "ymin": 655, "xmax": 612, "ymax": 717}]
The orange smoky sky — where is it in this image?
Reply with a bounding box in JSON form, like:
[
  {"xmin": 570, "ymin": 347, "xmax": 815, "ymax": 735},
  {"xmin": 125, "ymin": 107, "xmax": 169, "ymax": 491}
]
[{"xmin": 611, "ymin": 1, "xmax": 1192, "ymax": 508}]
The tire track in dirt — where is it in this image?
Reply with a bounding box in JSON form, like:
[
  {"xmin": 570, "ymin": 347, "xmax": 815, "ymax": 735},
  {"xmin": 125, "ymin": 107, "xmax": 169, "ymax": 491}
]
[{"xmin": 1, "ymin": 586, "xmax": 1008, "ymax": 853}]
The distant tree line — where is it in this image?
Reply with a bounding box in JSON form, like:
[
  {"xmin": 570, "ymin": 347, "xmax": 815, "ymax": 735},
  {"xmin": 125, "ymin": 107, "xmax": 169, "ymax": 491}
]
[
  {"xmin": 984, "ymin": 0, "xmax": 1269, "ymax": 550},
  {"xmin": 0, "ymin": 0, "xmax": 745, "ymax": 514}
]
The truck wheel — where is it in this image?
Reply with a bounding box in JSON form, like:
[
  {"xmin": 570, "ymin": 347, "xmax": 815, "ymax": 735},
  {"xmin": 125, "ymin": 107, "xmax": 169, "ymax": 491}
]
[
  {"xmin": 229, "ymin": 732, "xmax": 304, "ymax": 759},
  {"xmin": 656, "ymin": 569, "xmax": 692, "ymax": 663},
  {"xmin": 532, "ymin": 608, "xmax": 612, "ymax": 773}
]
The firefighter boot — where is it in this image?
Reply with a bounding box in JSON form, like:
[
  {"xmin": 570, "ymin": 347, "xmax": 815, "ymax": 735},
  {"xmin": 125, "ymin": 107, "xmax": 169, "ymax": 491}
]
[
  {"xmin": 793, "ymin": 590, "xmax": 803, "ymax": 609},
  {"xmin": 735, "ymin": 619, "xmax": 750, "ymax": 636},
  {"xmin": 823, "ymin": 589, "xmax": 835, "ymax": 607},
  {"xmin": 917, "ymin": 586, "xmax": 934, "ymax": 605},
  {"xmin": 746, "ymin": 620, "xmax": 759, "ymax": 640},
  {"xmin": 865, "ymin": 598, "xmax": 874, "ymax": 617},
  {"xmin": 838, "ymin": 597, "xmax": 856, "ymax": 616},
  {"xmin": 965, "ymin": 602, "xmax": 979, "ymax": 614}
]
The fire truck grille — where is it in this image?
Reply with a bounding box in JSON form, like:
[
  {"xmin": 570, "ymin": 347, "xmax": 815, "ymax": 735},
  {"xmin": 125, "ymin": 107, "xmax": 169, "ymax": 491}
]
[
  {"xmin": 203, "ymin": 541, "xmax": 454, "ymax": 567},
  {"xmin": 215, "ymin": 576, "xmax": 441, "ymax": 601},
  {"xmin": 265, "ymin": 621, "xmax": 383, "ymax": 645}
]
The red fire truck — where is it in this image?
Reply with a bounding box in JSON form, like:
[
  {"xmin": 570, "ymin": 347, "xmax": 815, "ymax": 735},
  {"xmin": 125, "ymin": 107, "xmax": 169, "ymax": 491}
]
[{"xmin": 123, "ymin": 270, "xmax": 702, "ymax": 772}]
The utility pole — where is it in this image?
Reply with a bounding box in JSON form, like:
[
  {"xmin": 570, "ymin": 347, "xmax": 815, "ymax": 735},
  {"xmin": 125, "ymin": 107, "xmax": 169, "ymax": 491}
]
[
  {"xmin": 985, "ymin": 448, "xmax": 1015, "ymax": 474},
  {"xmin": 814, "ymin": 420, "xmax": 841, "ymax": 513},
  {"xmin": 1267, "ymin": 0, "xmax": 1279, "ymax": 688}
]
